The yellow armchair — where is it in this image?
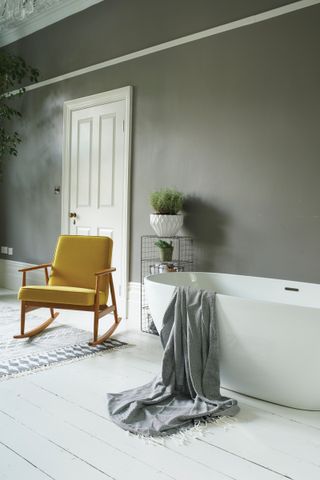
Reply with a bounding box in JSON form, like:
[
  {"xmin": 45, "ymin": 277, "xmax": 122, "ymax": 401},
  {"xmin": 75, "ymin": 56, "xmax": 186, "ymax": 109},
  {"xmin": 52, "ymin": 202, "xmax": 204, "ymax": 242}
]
[{"xmin": 14, "ymin": 235, "xmax": 121, "ymax": 346}]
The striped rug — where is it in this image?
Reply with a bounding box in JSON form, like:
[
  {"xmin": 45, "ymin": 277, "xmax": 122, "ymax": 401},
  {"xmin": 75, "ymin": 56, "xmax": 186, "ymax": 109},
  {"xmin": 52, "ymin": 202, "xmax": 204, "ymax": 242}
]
[{"xmin": 0, "ymin": 305, "xmax": 128, "ymax": 380}]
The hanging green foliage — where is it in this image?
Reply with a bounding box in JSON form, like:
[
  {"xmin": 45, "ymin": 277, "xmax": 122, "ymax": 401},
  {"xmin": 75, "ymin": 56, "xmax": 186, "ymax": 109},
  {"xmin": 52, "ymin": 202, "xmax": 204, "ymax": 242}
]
[{"xmin": 0, "ymin": 51, "xmax": 39, "ymax": 177}]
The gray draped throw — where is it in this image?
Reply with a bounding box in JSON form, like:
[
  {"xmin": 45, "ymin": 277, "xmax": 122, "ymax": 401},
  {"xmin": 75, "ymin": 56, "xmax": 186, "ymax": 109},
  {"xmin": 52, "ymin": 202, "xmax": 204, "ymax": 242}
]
[{"xmin": 107, "ymin": 287, "xmax": 239, "ymax": 436}]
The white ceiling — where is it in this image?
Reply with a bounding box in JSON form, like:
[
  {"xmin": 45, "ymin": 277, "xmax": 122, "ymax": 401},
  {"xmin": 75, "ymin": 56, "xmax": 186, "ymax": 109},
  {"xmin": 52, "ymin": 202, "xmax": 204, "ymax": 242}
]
[{"xmin": 0, "ymin": 0, "xmax": 104, "ymax": 48}]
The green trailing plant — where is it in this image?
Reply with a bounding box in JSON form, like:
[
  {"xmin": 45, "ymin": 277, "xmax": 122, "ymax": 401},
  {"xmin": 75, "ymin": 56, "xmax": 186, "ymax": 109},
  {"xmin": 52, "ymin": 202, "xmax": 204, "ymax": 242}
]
[
  {"xmin": 0, "ymin": 51, "xmax": 39, "ymax": 177},
  {"xmin": 150, "ymin": 188, "xmax": 184, "ymax": 215}
]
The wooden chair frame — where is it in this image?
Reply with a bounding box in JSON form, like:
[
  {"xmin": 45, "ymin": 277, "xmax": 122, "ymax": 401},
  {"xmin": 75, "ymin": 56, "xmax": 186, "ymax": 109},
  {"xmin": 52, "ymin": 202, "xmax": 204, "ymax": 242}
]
[{"xmin": 14, "ymin": 263, "xmax": 121, "ymax": 346}]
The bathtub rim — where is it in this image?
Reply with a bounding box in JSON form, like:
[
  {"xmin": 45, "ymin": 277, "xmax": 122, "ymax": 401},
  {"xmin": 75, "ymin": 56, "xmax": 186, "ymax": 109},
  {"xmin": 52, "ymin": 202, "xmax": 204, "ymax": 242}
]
[
  {"xmin": 145, "ymin": 270, "xmax": 320, "ymax": 288},
  {"xmin": 144, "ymin": 271, "xmax": 320, "ymax": 310}
]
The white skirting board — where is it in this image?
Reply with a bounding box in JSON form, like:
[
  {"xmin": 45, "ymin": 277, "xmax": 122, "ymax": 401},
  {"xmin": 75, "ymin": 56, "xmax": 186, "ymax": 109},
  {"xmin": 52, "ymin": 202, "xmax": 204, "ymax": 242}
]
[
  {"xmin": 127, "ymin": 281, "xmax": 141, "ymax": 329},
  {"xmin": 0, "ymin": 259, "xmax": 141, "ymax": 330}
]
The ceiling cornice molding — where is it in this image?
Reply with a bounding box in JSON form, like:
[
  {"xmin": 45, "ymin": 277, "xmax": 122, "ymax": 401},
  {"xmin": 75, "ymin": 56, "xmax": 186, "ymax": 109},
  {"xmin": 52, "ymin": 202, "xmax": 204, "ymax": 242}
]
[{"xmin": 0, "ymin": 0, "xmax": 104, "ymax": 48}]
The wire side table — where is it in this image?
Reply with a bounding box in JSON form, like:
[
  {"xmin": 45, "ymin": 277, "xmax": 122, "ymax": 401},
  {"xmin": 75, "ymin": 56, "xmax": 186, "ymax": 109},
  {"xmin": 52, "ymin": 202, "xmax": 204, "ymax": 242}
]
[{"xmin": 140, "ymin": 235, "xmax": 193, "ymax": 334}]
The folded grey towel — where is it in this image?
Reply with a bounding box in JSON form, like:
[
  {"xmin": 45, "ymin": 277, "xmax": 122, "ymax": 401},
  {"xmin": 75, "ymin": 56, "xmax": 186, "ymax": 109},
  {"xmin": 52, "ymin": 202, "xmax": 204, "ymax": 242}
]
[{"xmin": 107, "ymin": 286, "xmax": 239, "ymax": 436}]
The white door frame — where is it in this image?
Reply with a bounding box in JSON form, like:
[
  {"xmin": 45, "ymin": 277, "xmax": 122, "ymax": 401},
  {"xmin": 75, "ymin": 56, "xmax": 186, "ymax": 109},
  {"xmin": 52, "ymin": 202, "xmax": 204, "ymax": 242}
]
[{"xmin": 61, "ymin": 86, "xmax": 132, "ymax": 317}]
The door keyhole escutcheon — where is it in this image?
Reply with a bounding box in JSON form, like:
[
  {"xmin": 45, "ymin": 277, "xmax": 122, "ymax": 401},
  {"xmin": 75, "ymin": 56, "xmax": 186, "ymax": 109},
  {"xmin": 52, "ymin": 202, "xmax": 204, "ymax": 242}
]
[{"xmin": 69, "ymin": 212, "xmax": 77, "ymax": 224}]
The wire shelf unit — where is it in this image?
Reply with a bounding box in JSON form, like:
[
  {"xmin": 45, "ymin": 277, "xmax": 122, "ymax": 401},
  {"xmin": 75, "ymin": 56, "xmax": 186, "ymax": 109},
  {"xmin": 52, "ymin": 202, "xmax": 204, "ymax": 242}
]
[{"xmin": 140, "ymin": 235, "xmax": 193, "ymax": 334}]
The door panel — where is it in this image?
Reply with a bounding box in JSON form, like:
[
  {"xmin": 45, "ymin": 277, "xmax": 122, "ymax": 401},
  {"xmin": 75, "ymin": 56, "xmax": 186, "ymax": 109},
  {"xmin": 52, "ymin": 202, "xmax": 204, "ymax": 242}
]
[
  {"xmin": 68, "ymin": 99, "xmax": 126, "ymax": 312},
  {"xmin": 76, "ymin": 226, "xmax": 91, "ymax": 236},
  {"xmin": 98, "ymin": 228, "xmax": 114, "ymax": 238},
  {"xmin": 99, "ymin": 114, "xmax": 115, "ymax": 207},
  {"xmin": 77, "ymin": 119, "xmax": 92, "ymax": 207}
]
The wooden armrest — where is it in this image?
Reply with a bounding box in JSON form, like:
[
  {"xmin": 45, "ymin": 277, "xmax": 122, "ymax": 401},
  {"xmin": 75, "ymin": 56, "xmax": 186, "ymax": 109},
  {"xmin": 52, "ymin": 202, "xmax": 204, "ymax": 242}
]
[
  {"xmin": 19, "ymin": 263, "xmax": 52, "ymax": 273},
  {"xmin": 95, "ymin": 267, "xmax": 116, "ymax": 277}
]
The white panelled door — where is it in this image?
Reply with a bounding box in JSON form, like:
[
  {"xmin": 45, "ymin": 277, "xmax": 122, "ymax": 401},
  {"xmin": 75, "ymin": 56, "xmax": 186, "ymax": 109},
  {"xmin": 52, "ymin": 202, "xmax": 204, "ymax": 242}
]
[{"xmin": 62, "ymin": 88, "xmax": 132, "ymax": 317}]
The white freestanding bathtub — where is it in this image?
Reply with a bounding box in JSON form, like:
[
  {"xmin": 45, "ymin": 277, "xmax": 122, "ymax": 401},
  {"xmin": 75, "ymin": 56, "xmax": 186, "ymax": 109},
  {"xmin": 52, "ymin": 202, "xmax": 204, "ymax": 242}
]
[{"xmin": 145, "ymin": 272, "xmax": 320, "ymax": 410}]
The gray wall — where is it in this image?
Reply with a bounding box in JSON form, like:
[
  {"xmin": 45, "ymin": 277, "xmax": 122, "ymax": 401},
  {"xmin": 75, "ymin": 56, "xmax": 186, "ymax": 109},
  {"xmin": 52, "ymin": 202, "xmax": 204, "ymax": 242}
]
[
  {"xmin": 4, "ymin": 0, "xmax": 297, "ymax": 80},
  {"xmin": 1, "ymin": 0, "xmax": 320, "ymax": 284}
]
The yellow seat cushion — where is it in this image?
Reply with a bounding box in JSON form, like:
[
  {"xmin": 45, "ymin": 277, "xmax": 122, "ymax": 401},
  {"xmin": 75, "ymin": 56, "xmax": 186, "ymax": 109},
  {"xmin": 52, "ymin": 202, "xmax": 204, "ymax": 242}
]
[{"xmin": 18, "ymin": 285, "xmax": 106, "ymax": 306}]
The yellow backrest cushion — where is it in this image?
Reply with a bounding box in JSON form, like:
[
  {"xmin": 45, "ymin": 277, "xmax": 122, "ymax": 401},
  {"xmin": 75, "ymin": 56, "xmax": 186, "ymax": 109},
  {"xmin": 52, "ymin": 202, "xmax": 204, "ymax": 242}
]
[{"xmin": 49, "ymin": 235, "xmax": 113, "ymax": 292}]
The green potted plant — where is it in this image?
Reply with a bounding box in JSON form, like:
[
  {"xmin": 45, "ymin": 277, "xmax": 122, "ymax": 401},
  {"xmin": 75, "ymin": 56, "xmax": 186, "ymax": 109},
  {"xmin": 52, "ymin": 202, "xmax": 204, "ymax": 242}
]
[
  {"xmin": 150, "ymin": 188, "xmax": 184, "ymax": 236},
  {"xmin": 154, "ymin": 239, "xmax": 174, "ymax": 262},
  {"xmin": 0, "ymin": 52, "xmax": 39, "ymax": 178}
]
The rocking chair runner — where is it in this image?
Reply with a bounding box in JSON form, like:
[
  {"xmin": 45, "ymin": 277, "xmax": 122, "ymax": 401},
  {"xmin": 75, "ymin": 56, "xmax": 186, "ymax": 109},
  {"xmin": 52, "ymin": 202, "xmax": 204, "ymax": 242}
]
[{"xmin": 14, "ymin": 235, "xmax": 121, "ymax": 346}]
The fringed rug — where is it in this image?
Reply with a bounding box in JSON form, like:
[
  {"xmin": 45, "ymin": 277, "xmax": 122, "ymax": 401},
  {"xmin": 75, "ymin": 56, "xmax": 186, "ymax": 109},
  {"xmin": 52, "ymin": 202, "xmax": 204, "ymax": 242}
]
[{"xmin": 0, "ymin": 305, "xmax": 128, "ymax": 380}]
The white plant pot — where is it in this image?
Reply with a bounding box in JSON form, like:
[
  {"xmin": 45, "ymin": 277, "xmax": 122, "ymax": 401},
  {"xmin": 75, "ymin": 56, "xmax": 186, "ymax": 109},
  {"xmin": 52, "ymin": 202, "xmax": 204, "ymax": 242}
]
[{"xmin": 150, "ymin": 214, "xmax": 184, "ymax": 237}]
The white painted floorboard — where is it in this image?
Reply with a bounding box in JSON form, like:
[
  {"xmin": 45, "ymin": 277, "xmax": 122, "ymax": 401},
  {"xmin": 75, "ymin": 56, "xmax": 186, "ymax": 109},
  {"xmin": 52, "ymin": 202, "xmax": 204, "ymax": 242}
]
[
  {"xmin": 0, "ymin": 443, "xmax": 51, "ymax": 480},
  {"xmin": 1, "ymin": 289, "xmax": 320, "ymax": 480}
]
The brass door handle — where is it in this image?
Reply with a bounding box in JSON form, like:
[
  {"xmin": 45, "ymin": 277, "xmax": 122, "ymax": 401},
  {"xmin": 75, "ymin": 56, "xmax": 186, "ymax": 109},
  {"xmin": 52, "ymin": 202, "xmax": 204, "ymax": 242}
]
[{"xmin": 69, "ymin": 212, "xmax": 77, "ymax": 218}]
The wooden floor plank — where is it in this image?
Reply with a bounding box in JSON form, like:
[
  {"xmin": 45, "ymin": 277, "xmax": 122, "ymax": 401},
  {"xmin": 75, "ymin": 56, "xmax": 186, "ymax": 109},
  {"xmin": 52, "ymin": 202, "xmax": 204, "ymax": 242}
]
[
  {"xmin": 201, "ymin": 405, "xmax": 320, "ymax": 480},
  {"xmin": 0, "ymin": 442, "xmax": 52, "ymax": 480},
  {"xmin": 0, "ymin": 388, "xmax": 176, "ymax": 480},
  {"xmin": 0, "ymin": 411, "xmax": 113, "ymax": 480},
  {"xmin": 20, "ymin": 359, "xmax": 320, "ymax": 480},
  {"xmin": 0, "ymin": 381, "xmax": 231, "ymax": 480},
  {"xmin": 1, "ymin": 370, "xmax": 292, "ymax": 480}
]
